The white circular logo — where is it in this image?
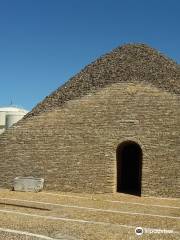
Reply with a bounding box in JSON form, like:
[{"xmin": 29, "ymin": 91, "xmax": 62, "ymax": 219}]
[{"xmin": 135, "ymin": 227, "xmax": 144, "ymax": 236}]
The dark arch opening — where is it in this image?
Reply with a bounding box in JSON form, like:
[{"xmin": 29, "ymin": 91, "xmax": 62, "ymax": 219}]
[{"xmin": 116, "ymin": 141, "xmax": 142, "ymax": 196}]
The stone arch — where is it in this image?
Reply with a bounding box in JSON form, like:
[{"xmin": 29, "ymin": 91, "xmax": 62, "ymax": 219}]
[{"xmin": 116, "ymin": 140, "xmax": 142, "ymax": 196}]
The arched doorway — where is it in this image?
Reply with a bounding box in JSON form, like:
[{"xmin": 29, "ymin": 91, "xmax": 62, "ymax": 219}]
[{"xmin": 116, "ymin": 141, "xmax": 142, "ymax": 196}]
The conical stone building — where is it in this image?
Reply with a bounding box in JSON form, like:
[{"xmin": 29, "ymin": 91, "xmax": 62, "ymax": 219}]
[{"xmin": 0, "ymin": 44, "xmax": 179, "ymax": 197}]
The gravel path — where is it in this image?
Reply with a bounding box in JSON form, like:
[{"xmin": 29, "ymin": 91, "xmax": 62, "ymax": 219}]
[{"xmin": 0, "ymin": 189, "xmax": 179, "ymax": 240}]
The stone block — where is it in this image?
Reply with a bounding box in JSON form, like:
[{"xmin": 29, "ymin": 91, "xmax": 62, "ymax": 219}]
[{"xmin": 13, "ymin": 176, "xmax": 44, "ymax": 192}]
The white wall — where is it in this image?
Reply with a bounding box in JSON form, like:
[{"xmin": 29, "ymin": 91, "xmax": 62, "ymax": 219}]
[{"xmin": 0, "ymin": 107, "xmax": 28, "ymax": 134}]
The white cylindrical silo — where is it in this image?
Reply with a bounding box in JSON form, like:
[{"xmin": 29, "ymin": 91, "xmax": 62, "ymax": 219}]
[
  {"xmin": 0, "ymin": 106, "xmax": 28, "ymax": 133},
  {"xmin": 6, "ymin": 113, "xmax": 25, "ymax": 128},
  {"xmin": 0, "ymin": 111, "xmax": 6, "ymax": 134},
  {"xmin": 0, "ymin": 111, "xmax": 6, "ymax": 127}
]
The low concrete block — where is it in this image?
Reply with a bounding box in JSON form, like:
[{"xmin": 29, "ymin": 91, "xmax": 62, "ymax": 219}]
[{"xmin": 13, "ymin": 176, "xmax": 44, "ymax": 192}]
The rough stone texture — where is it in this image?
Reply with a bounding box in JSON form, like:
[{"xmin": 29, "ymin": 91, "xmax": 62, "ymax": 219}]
[
  {"xmin": 0, "ymin": 81, "xmax": 179, "ymax": 197},
  {"xmin": 24, "ymin": 44, "xmax": 180, "ymax": 120},
  {"xmin": 0, "ymin": 44, "xmax": 179, "ymax": 198}
]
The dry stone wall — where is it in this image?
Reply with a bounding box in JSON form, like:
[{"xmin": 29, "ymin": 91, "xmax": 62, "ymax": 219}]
[
  {"xmin": 25, "ymin": 44, "xmax": 180, "ymax": 119},
  {"xmin": 0, "ymin": 82, "xmax": 179, "ymax": 198}
]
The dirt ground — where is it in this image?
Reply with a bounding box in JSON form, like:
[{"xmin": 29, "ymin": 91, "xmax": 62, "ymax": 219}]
[{"xmin": 0, "ymin": 189, "xmax": 179, "ymax": 240}]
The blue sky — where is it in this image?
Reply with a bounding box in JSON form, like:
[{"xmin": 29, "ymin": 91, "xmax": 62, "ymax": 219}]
[{"xmin": 0, "ymin": 0, "xmax": 179, "ymax": 110}]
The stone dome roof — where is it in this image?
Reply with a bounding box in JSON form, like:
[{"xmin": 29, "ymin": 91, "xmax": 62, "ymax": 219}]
[{"xmin": 25, "ymin": 43, "xmax": 180, "ymax": 119}]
